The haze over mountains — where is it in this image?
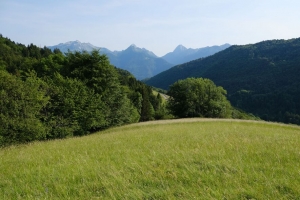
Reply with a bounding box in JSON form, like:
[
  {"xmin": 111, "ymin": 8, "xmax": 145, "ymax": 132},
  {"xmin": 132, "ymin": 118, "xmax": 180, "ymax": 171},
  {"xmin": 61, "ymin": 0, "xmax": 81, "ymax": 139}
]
[{"xmin": 48, "ymin": 41, "xmax": 230, "ymax": 80}]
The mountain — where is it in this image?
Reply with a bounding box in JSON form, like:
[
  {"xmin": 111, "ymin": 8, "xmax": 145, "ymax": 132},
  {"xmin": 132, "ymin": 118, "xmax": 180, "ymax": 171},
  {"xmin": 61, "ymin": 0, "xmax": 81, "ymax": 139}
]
[
  {"xmin": 112, "ymin": 44, "xmax": 172, "ymax": 80},
  {"xmin": 162, "ymin": 44, "xmax": 231, "ymax": 65},
  {"xmin": 145, "ymin": 38, "xmax": 300, "ymax": 125},
  {"xmin": 48, "ymin": 40, "xmax": 110, "ymax": 54},
  {"xmin": 48, "ymin": 42, "xmax": 172, "ymax": 80}
]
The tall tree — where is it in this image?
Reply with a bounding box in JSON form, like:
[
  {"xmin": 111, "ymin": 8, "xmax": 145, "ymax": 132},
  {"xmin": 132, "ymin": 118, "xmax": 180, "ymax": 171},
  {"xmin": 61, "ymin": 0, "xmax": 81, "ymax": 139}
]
[{"xmin": 64, "ymin": 50, "xmax": 139, "ymax": 127}]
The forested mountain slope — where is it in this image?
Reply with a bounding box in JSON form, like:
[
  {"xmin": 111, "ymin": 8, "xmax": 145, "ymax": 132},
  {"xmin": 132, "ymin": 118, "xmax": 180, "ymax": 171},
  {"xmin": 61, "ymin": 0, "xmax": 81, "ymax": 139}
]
[{"xmin": 146, "ymin": 38, "xmax": 300, "ymax": 124}]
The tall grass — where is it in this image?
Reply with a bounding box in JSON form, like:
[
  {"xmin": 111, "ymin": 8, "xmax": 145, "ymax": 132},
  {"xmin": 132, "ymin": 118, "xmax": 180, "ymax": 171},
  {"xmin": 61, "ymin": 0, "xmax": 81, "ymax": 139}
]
[{"xmin": 1, "ymin": 119, "xmax": 300, "ymax": 199}]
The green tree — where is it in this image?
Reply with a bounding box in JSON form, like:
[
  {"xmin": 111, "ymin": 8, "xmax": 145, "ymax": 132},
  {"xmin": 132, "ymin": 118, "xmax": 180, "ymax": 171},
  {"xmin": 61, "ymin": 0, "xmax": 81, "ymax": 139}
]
[
  {"xmin": 64, "ymin": 50, "xmax": 138, "ymax": 127},
  {"xmin": 167, "ymin": 78, "xmax": 231, "ymax": 118},
  {"xmin": 153, "ymin": 93, "xmax": 169, "ymax": 120},
  {"xmin": 0, "ymin": 71, "xmax": 49, "ymax": 145},
  {"xmin": 139, "ymin": 85, "xmax": 155, "ymax": 121},
  {"xmin": 43, "ymin": 74, "xmax": 107, "ymax": 138},
  {"xmin": 33, "ymin": 53, "xmax": 65, "ymax": 78}
]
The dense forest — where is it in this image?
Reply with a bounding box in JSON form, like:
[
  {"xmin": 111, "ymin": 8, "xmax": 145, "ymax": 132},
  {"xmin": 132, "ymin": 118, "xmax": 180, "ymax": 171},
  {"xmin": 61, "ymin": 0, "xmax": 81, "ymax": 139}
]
[
  {"xmin": 145, "ymin": 38, "xmax": 300, "ymax": 125},
  {"xmin": 0, "ymin": 35, "xmax": 167, "ymax": 146}
]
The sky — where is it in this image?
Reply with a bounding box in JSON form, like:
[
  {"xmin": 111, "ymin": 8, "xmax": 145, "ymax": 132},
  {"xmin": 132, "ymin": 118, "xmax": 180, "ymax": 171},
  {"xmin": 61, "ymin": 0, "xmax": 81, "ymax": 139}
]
[{"xmin": 1, "ymin": 0, "xmax": 300, "ymax": 56}]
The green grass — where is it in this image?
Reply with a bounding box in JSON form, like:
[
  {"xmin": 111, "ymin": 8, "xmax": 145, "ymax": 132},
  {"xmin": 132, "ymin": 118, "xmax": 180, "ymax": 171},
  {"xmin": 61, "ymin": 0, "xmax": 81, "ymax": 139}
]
[{"xmin": 1, "ymin": 119, "xmax": 300, "ymax": 199}]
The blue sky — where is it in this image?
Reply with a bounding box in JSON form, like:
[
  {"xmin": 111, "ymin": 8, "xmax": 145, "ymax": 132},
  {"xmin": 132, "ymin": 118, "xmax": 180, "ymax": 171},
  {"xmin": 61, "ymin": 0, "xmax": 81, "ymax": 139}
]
[{"xmin": 1, "ymin": 0, "xmax": 300, "ymax": 56}]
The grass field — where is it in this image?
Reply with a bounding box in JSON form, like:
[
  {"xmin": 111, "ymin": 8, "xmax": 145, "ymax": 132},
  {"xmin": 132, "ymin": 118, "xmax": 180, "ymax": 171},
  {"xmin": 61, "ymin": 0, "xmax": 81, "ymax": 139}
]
[{"xmin": 1, "ymin": 119, "xmax": 300, "ymax": 199}]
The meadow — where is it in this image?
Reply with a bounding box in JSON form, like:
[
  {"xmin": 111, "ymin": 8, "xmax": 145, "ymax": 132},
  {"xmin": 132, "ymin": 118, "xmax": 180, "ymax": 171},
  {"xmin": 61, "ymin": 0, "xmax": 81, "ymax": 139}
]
[{"xmin": 1, "ymin": 119, "xmax": 300, "ymax": 199}]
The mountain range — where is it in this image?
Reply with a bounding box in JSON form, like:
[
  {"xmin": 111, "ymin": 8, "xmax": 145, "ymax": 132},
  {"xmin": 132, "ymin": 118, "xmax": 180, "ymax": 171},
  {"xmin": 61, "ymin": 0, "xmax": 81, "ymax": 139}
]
[
  {"xmin": 48, "ymin": 41, "xmax": 230, "ymax": 80},
  {"xmin": 145, "ymin": 38, "xmax": 300, "ymax": 125},
  {"xmin": 162, "ymin": 43, "xmax": 231, "ymax": 65}
]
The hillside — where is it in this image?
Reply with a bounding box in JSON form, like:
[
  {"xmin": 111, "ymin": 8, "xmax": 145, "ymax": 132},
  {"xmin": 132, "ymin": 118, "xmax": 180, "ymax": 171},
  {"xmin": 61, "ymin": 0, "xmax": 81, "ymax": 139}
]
[
  {"xmin": 162, "ymin": 43, "xmax": 230, "ymax": 65},
  {"xmin": 145, "ymin": 38, "xmax": 300, "ymax": 124},
  {"xmin": 1, "ymin": 119, "xmax": 300, "ymax": 199}
]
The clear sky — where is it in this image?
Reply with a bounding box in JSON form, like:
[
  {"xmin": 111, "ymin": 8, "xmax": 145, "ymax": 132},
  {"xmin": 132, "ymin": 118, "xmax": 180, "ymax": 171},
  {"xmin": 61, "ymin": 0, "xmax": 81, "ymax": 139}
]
[{"xmin": 1, "ymin": 0, "xmax": 300, "ymax": 56}]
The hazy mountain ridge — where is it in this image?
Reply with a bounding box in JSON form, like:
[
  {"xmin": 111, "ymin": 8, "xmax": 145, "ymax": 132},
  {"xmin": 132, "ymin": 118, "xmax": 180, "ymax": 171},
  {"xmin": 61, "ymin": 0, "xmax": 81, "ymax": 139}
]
[
  {"xmin": 48, "ymin": 41, "xmax": 229, "ymax": 80},
  {"xmin": 114, "ymin": 44, "xmax": 172, "ymax": 80},
  {"xmin": 48, "ymin": 40, "xmax": 110, "ymax": 54},
  {"xmin": 162, "ymin": 43, "xmax": 231, "ymax": 65}
]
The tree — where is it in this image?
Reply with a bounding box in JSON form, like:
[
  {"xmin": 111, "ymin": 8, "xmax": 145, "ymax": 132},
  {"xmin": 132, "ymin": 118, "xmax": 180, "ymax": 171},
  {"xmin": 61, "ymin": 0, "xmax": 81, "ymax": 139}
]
[
  {"xmin": 43, "ymin": 73, "xmax": 108, "ymax": 138},
  {"xmin": 0, "ymin": 71, "xmax": 49, "ymax": 145},
  {"xmin": 63, "ymin": 50, "xmax": 138, "ymax": 127},
  {"xmin": 153, "ymin": 93, "xmax": 169, "ymax": 120},
  {"xmin": 167, "ymin": 78, "xmax": 231, "ymax": 118}
]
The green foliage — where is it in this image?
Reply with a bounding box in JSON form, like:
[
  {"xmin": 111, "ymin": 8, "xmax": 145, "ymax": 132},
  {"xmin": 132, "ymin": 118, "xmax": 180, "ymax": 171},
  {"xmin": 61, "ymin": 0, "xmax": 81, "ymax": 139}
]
[
  {"xmin": 33, "ymin": 53, "xmax": 65, "ymax": 77},
  {"xmin": 63, "ymin": 50, "xmax": 139, "ymax": 127},
  {"xmin": 231, "ymin": 107, "xmax": 260, "ymax": 120},
  {"xmin": 168, "ymin": 78, "xmax": 231, "ymax": 118},
  {"xmin": 43, "ymin": 74, "xmax": 107, "ymax": 138},
  {"xmin": 116, "ymin": 68, "xmax": 170, "ymax": 121},
  {"xmin": 153, "ymin": 93, "xmax": 171, "ymax": 119},
  {"xmin": 0, "ymin": 71, "xmax": 48, "ymax": 145},
  {"xmin": 146, "ymin": 38, "xmax": 300, "ymax": 125},
  {"xmin": 64, "ymin": 50, "xmax": 116, "ymax": 94},
  {"xmin": 0, "ymin": 35, "xmax": 53, "ymax": 75}
]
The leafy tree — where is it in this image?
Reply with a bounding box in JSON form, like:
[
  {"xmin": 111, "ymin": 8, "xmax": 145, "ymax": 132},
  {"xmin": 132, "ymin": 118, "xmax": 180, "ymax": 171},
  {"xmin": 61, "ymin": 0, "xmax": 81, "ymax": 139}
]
[
  {"xmin": 63, "ymin": 50, "xmax": 139, "ymax": 127},
  {"xmin": 33, "ymin": 53, "xmax": 65, "ymax": 77},
  {"xmin": 0, "ymin": 71, "xmax": 49, "ymax": 145},
  {"xmin": 43, "ymin": 74, "xmax": 107, "ymax": 138},
  {"xmin": 167, "ymin": 78, "xmax": 231, "ymax": 118}
]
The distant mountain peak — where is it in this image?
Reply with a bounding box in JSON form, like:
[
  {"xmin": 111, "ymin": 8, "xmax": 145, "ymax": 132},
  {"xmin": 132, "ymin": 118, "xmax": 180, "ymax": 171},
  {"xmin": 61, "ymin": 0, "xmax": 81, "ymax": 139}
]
[
  {"xmin": 174, "ymin": 45, "xmax": 187, "ymax": 52},
  {"xmin": 127, "ymin": 44, "xmax": 139, "ymax": 51},
  {"xmin": 125, "ymin": 44, "xmax": 157, "ymax": 58},
  {"xmin": 64, "ymin": 40, "xmax": 81, "ymax": 45},
  {"xmin": 162, "ymin": 44, "xmax": 231, "ymax": 65},
  {"xmin": 48, "ymin": 40, "xmax": 101, "ymax": 53}
]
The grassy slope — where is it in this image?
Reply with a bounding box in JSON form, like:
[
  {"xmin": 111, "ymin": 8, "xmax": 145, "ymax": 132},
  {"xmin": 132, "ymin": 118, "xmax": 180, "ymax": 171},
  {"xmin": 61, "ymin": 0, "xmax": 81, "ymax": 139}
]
[{"xmin": 1, "ymin": 119, "xmax": 300, "ymax": 199}]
